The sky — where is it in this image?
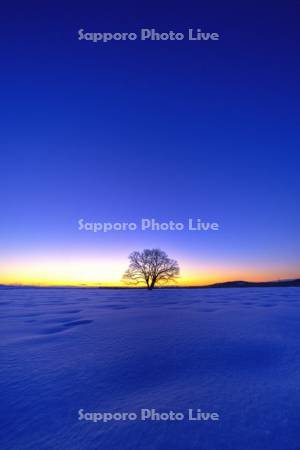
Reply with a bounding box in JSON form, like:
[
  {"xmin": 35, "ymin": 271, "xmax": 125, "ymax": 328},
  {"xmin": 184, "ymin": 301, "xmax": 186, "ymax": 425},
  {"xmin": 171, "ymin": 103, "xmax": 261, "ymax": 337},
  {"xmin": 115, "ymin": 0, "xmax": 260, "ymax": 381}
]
[{"xmin": 0, "ymin": 0, "xmax": 299, "ymax": 286}]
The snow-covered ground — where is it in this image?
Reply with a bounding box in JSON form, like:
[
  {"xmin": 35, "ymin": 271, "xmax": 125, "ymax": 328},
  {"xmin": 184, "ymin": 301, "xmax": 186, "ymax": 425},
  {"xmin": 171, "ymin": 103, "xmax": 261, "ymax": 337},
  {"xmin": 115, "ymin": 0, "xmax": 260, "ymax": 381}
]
[{"xmin": 0, "ymin": 287, "xmax": 300, "ymax": 450}]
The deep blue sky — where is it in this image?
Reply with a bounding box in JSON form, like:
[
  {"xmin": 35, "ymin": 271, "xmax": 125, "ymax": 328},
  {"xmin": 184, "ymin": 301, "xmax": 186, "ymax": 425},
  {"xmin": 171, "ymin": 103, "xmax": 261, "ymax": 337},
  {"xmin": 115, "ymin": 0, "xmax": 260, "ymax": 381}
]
[{"xmin": 1, "ymin": 0, "xmax": 299, "ymax": 284}]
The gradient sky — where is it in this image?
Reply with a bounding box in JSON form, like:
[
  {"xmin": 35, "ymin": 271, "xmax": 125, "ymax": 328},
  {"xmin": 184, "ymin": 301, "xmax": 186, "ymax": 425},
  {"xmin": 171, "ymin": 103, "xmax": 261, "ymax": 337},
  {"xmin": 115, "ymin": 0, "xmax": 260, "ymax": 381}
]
[{"xmin": 1, "ymin": 1, "xmax": 299, "ymax": 286}]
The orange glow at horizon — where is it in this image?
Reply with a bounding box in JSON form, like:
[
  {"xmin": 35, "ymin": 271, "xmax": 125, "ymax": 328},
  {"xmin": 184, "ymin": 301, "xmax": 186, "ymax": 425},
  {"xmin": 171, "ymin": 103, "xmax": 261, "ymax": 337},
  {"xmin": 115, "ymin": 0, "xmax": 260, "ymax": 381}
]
[{"xmin": 0, "ymin": 256, "xmax": 298, "ymax": 287}]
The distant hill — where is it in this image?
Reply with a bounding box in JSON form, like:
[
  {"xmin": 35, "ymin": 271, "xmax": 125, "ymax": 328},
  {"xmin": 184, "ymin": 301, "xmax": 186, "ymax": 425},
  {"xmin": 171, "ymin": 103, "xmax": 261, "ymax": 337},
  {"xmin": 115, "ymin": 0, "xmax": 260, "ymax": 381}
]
[{"xmin": 200, "ymin": 279, "xmax": 300, "ymax": 289}]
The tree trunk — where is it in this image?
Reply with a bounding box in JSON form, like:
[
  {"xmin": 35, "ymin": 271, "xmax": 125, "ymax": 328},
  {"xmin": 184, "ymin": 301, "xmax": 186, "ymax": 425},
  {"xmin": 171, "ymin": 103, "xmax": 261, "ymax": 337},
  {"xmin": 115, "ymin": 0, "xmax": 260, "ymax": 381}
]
[
  {"xmin": 145, "ymin": 277, "xmax": 150, "ymax": 289},
  {"xmin": 150, "ymin": 278, "xmax": 156, "ymax": 290}
]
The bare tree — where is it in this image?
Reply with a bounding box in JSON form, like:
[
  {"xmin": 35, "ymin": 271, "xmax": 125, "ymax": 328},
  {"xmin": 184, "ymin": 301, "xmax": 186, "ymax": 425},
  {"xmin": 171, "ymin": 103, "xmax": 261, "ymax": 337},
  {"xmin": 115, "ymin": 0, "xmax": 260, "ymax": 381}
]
[{"xmin": 122, "ymin": 249, "xmax": 180, "ymax": 290}]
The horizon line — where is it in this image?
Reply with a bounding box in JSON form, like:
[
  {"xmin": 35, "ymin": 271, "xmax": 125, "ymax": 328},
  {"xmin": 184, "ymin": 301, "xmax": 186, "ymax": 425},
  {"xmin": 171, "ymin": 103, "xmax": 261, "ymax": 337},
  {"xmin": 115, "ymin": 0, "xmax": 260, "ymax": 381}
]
[{"xmin": 1, "ymin": 277, "xmax": 299, "ymax": 289}]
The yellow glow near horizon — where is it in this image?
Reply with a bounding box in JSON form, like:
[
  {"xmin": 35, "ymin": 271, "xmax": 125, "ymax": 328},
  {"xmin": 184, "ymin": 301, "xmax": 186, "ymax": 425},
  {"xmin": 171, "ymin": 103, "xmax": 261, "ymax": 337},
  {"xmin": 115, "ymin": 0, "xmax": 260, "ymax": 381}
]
[
  {"xmin": 0, "ymin": 257, "xmax": 127, "ymax": 286},
  {"xmin": 0, "ymin": 256, "xmax": 298, "ymax": 287}
]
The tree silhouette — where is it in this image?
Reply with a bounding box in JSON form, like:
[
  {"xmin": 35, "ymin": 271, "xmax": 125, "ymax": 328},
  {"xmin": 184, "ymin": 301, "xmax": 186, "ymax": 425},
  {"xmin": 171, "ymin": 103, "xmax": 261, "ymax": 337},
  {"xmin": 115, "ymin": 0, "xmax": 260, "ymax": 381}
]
[{"xmin": 123, "ymin": 249, "xmax": 180, "ymax": 290}]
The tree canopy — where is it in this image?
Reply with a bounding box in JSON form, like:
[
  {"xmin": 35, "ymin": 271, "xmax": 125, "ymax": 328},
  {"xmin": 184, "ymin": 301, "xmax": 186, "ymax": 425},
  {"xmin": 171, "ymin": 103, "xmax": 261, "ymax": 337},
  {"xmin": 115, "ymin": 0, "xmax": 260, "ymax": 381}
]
[{"xmin": 123, "ymin": 249, "xmax": 180, "ymax": 290}]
